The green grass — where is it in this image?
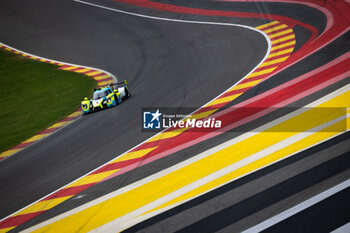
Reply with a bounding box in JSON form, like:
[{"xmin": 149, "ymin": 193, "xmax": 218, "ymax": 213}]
[{"xmin": 0, "ymin": 49, "xmax": 96, "ymax": 153}]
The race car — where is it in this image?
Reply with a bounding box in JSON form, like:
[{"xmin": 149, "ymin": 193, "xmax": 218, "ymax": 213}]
[{"xmin": 81, "ymin": 80, "xmax": 130, "ymax": 114}]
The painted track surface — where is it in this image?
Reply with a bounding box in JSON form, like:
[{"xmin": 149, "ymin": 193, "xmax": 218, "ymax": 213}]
[
  {"xmin": 0, "ymin": 0, "xmax": 349, "ymax": 232},
  {"xmin": 0, "ymin": 0, "xmax": 267, "ymax": 225}
]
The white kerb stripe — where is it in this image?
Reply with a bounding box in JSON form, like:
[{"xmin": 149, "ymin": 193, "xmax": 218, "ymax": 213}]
[
  {"xmin": 331, "ymin": 222, "xmax": 350, "ymax": 233},
  {"xmin": 242, "ymin": 179, "xmax": 350, "ymax": 233}
]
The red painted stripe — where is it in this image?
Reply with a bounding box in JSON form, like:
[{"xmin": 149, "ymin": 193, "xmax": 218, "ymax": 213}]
[
  {"xmin": 194, "ymin": 105, "xmax": 223, "ymax": 114},
  {"xmin": 266, "ymin": 26, "xmax": 292, "ymax": 35},
  {"xmin": 96, "ymin": 77, "xmax": 113, "ymax": 83},
  {"xmin": 91, "ymin": 158, "xmax": 144, "ymax": 174},
  {"xmin": 3, "ymin": 0, "xmax": 347, "ymax": 228},
  {"xmin": 90, "ymin": 73, "xmax": 107, "ymax": 77},
  {"xmin": 0, "ymin": 211, "xmax": 44, "ymax": 229},
  {"xmin": 79, "ymin": 69, "xmax": 93, "ymax": 74},
  {"xmin": 263, "ymin": 53, "xmax": 292, "ymax": 63},
  {"xmin": 68, "ymin": 67, "xmax": 83, "ymax": 72},
  {"xmin": 113, "ymin": 0, "xmax": 319, "ymax": 38},
  {"xmin": 219, "ymin": 87, "xmax": 251, "ymax": 98},
  {"xmin": 58, "ymin": 116, "xmax": 80, "ymax": 123},
  {"xmin": 261, "ymin": 22, "xmax": 285, "ymax": 31},
  {"xmin": 269, "ymin": 44, "xmax": 295, "ymax": 54},
  {"xmin": 43, "ymin": 183, "xmax": 97, "ymax": 200},
  {"xmin": 270, "ymin": 32, "xmax": 294, "ymax": 41},
  {"xmin": 106, "ymin": 71, "xmax": 349, "ymax": 182},
  {"xmin": 239, "ymin": 75, "xmax": 268, "ymax": 84},
  {"xmin": 58, "ymin": 65, "xmax": 71, "ymax": 69},
  {"xmin": 254, "ymin": 63, "xmax": 281, "ymax": 73},
  {"xmin": 84, "ymin": 70, "xmax": 99, "ymax": 75},
  {"xmin": 272, "ymin": 38, "xmax": 296, "ymax": 47},
  {"xmin": 11, "ymin": 141, "xmax": 35, "ymax": 150},
  {"xmin": 38, "ymin": 127, "xmax": 61, "ymax": 135},
  {"xmin": 101, "ymin": 54, "xmax": 350, "ymax": 181}
]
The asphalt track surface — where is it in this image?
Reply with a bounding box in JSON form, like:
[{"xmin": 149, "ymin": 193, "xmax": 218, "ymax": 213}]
[
  {"xmin": 0, "ymin": 0, "xmax": 349, "ymax": 232},
  {"xmin": 0, "ymin": 0, "xmax": 267, "ymax": 218}
]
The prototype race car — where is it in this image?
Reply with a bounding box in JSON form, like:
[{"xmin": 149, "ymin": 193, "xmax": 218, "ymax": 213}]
[{"xmin": 81, "ymin": 80, "xmax": 130, "ymax": 114}]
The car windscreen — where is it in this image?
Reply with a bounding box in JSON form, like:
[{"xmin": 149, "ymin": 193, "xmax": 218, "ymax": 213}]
[{"xmin": 92, "ymin": 91, "xmax": 108, "ymax": 100}]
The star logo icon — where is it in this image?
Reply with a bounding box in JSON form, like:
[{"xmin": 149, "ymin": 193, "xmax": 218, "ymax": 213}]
[{"xmin": 150, "ymin": 109, "xmax": 162, "ymax": 122}]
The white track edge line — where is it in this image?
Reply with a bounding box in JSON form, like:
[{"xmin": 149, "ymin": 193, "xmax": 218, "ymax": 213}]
[
  {"xmin": 0, "ymin": 0, "xmax": 271, "ymax": 223},
  {"xmin": 242, "ymin": 178, "xmax": 350, "ymax": 233},
  {"xmin": 24, "ymin": 84, "xmax": 349, "ymax": 232},
  {"xmin": 93, "ymin": 114, "xmax": 348, "ymax": 232}
]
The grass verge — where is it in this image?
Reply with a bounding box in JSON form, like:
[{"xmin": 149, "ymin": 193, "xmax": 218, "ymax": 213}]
[{"xmin": 0, "ymin": 48, "xmax": 96, "ymax": 153}]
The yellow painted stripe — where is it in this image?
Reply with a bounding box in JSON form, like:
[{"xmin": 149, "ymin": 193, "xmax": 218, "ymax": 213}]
[
  {"xmin": 112, "ymin": 147, "xmax": 157, "ymax": 163},
  {"xmin": 0, "ymin": 227, "xmax": 15, "ymax": 233},
  {"xmin": 47, "ymin": 121, "xmax": 71, "ymax": 130},
  {"xmin": 188, "ymin": 109, "xmax": 218, "ymax": 120},
  {"xmin": 14, "ymin": 196, "xmax": 73, "ymax": 216},
  {"xmin": 262, "ymin": 24, "xmax": 287, "ymax": 33},
  {"xmin": 62, "ymin": 66, "xmax": 79, "ymax": 71},
  {"xmin": 94, "ymin": 74, "xmax": 110, "ymax": 80},
  {"xmin": 147, "ymin": 128, "xmax": 188, "ymax": 142},
  {"xmin": 269, "ymin": 28, "xmax": 293, "ymax": 38},
  {"xmin": 231, "ymin": 80, "xmax": 262, "ymax": 90},
  {"xmin": 86, "ymin": 71, "xmax": 103, "ymax": 76},
  {"xmin": 32, "ymin": 91, "xmax": 348, "ymax": 233},
  {"xmin": 271, "ymin": 40, "xmax": 296, "ymax": 51},
  {"xmin": 259, "ymin": 56, "xmax": 289, "ymax": 67},
  {"xmin": 146, "ymin": 119, "xmax": 345, "ymax": 215},
  {"xmin": 255, "ymin": 21, "xmax": 279, "ymax": 30},
  {"xmin": 347, "ymin": 108, "xmax": 350, "ymax": 130},
  {"xmin": 14, "ymin": 51, "xmax": 21, "ymax": 54},
  {"xmin": 23, "ymin": 133, "xmax": 50, "ymax": 143},
  {"xmin": 67, "ymin": 170, "xmax": 118, "ymax": 188},
  {"xmin": 74, "ymin": 68, "xmax": 92, "ymax": 73},
  {"xmin": 271, "ymin": 35, "xmax": 295, "ymax": 45},
  {"xmin": 247, "ymin": 67, "xmax": 277, "ymax": 78},
  {"xmin": 268, "ymin": 48, "xmax": 294, "ymax": 59},
  {"xmin": 206, "ymin": 94, "xmax": 241, "ymax": 106},
  {"xmin": 97, "ymin": 81, "xmax": 112, "ymax": 86},
  {"xmin": 0, "ymin": 149, "xmax": 22, "ymax": 158},
  {"xmin": 68, "ymin": 111, "xmax": 81, "ymax": 117}
]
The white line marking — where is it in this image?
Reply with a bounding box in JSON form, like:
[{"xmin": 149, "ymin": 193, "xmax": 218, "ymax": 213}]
[
  {"xmin": 24, "ymin": 84, "xmax": 349, "ymax": 232},
  {"xmin": 0, "ymin": 0, "xmax": 271, "ymax": 224},
  {"xmin": 331, "ymin": 221, "xmax": 350, "ymax": 233},
  {"xmin": 94, "ymin": 115, "xmax": 347, "ymax": 232},
  {"xmin": 242, "ymin": 179, "xmax": 350, "ymax": 233}
]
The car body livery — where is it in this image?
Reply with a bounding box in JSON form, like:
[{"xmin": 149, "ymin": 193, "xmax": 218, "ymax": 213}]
[{"xmin": 81, "ymin": 80, "xmax": 130, "ymax": 114}]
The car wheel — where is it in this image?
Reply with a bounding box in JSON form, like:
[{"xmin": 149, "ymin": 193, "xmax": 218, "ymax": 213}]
[
  {"xmin": 125, "ymin": 88, "xmax": 131, "ymax": 100},
  {"xmin": 114, "ymin": 94, "xmax": 118, "ymax": 105}
]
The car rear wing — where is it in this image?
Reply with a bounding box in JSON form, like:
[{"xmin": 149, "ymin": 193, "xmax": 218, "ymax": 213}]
[{"xmin": 108, "ymin": 80, "xmax": 128, "ymax": 90}]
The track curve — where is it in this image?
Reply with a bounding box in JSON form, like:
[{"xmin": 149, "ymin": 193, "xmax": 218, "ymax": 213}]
[
  {"xmin": 0, "ymin": 0, "xmax": 349, "ymax": 232},
  {"xmin": 0, "ymin": 0, "xmax": 267, "ymax": 221}
]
